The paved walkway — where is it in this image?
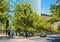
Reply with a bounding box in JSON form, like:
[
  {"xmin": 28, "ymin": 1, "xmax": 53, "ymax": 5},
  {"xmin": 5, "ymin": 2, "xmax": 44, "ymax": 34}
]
[
  {"xmin": 0, "ymin": 36, "xmax": 44, "ymax": 42},
  {"xmin": 0, "ymin": 39, "xmax": 42, "ymax": 42}
]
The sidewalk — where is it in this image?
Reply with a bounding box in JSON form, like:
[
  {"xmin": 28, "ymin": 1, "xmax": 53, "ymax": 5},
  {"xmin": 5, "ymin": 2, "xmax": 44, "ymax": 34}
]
[
  {"xmin": 0, "ymin": 39, "xmax": 41, "ymax": 42},
  {"xmin": 21, "ymin": 40, "xmax": 41, "ymax": 42},
  {"xmin": 14, "ymin": 36, "xmax": 25, "ymax": 39},
  {"xmin": 0, "ymin": 36, "xmax": 43, "ymax": 42}
]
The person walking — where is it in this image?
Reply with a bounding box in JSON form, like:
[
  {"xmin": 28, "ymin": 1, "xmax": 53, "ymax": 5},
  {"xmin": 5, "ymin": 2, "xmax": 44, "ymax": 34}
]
[
  {"xmin": 8, "ymin": 30, "xmax": 11, "ymax": 38},
  {"xmin": 11, "ymin": 30, "xmax": 14, "ymax": 38}
]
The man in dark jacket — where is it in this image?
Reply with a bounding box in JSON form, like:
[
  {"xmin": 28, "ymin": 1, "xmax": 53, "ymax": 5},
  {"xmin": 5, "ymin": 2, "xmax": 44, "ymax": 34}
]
[{"xmin": 8, "ymin": 30, "xmax": 11, "ymax": 38}]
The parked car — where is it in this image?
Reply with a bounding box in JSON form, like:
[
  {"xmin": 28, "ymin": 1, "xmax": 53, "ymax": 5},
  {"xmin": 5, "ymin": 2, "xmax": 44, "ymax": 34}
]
[{"xmin": 40, "ymin": 32, "xmax": 47, "ymax": 37}]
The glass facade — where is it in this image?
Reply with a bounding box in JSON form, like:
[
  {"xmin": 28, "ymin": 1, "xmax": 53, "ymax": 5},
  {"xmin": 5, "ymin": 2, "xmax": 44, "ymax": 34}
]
[{"xmin": 10, "ymin": 0, "xmax": 41, "ymax": 15}]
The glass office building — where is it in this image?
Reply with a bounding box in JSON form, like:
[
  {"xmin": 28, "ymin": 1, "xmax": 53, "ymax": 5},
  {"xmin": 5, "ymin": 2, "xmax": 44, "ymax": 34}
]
[{"xmin": 10, "ymin": 0, "xmax": 41, "ymax": 15}]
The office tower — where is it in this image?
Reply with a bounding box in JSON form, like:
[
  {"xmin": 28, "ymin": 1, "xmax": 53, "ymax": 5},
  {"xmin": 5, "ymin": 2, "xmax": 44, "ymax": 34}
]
[{"xmin": 10, "ymin": 0, "xmax": 41, "ymax": 15}]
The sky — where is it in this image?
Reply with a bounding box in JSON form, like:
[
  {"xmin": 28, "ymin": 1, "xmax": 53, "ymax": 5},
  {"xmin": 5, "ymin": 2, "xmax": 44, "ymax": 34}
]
[{"xmin": 41, "ymin": 0, "xmax": 56, "ymax": 14}]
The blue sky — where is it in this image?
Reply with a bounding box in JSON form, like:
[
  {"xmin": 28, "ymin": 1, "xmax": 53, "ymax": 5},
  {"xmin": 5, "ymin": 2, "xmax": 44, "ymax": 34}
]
[{"xmin": 41, "ymin": 0, "xmax": 56, "ymax": 14}]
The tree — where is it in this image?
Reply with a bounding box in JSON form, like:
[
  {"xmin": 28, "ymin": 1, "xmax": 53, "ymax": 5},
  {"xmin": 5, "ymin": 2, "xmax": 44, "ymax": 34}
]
[
  {"xmin": 50, "ymin": 0, "xmax": 60, "ymax": 18},
  {"xmin": 58, "ymin": 23, "xmax": 60, "ymax": 31},
  {"xmin": 48, "ymin": 16, "xmax": 58, "ymax": 24},
  {"xmin": 0, "ymin": 0, "xmax": 10, "ymax": 31},
  {"xmin": 14, "ymin": 3, "xmax": 33, "ymax": 32},
  {"xmin": 14, "ymin": 3, "xmax": 57, "ymax": 35},
  {"xmin": 56, "ymin": 0, "xmax": 60, "ymax": 3},
  {"xmin": 49, "ymin": 0, "xmax": 60, "ymax": 33},
  {"xmin": 49, "ymin": 0, "xmax": 60, "ymax": 26},
  {"xmin": 0, "ymin": 0, "xmax": 10, "ymax": 23}
]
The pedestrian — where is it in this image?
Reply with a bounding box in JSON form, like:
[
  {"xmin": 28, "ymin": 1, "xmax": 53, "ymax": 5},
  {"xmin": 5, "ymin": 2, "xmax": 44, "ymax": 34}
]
[
  {"xmin": 11, "ymin": 30, "xmax": 14, "ymax": 38},
  {"xmin": 8, "ymin": 30, "xmax": 11, "ymax": 38}
]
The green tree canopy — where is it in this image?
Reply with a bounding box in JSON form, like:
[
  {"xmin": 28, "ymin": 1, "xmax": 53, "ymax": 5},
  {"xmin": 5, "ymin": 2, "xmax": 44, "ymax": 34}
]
[
  {"xmin": 14, "ymin": 3, "xmax": 57, "ymax": 34},
  {"xmin": 0, "ymin": 0, "xmax": 10, "ymax": 31},
  {"xmin": 0, "ymin": 0, "xmax": 10, "ymax": 24}
]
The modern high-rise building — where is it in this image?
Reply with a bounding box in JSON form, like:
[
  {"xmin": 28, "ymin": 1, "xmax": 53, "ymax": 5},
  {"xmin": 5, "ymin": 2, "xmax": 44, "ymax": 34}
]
[{"xmin": 10, "ymin": 0, "xmax": 41, "ymax": 15}]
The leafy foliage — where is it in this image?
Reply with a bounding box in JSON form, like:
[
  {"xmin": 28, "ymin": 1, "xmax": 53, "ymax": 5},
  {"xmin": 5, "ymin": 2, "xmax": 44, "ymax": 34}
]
[
  {"xmin": 0, "ymin": 0, "xmax": 10, "ymax": 24},
  {"xmin": 50, "ymin": 0, "xmax": 60, "ymax": 18},
  {"xmin": 49, "ymin": 0, "xmax": 60, "ymax": 33},
  {"xmin": 14, "ymin": 3, "xmax": 56, "ymax": 34},
  {"xmin": 0, "ymin": 0, "xmax": 10, "ymax": 31}
]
